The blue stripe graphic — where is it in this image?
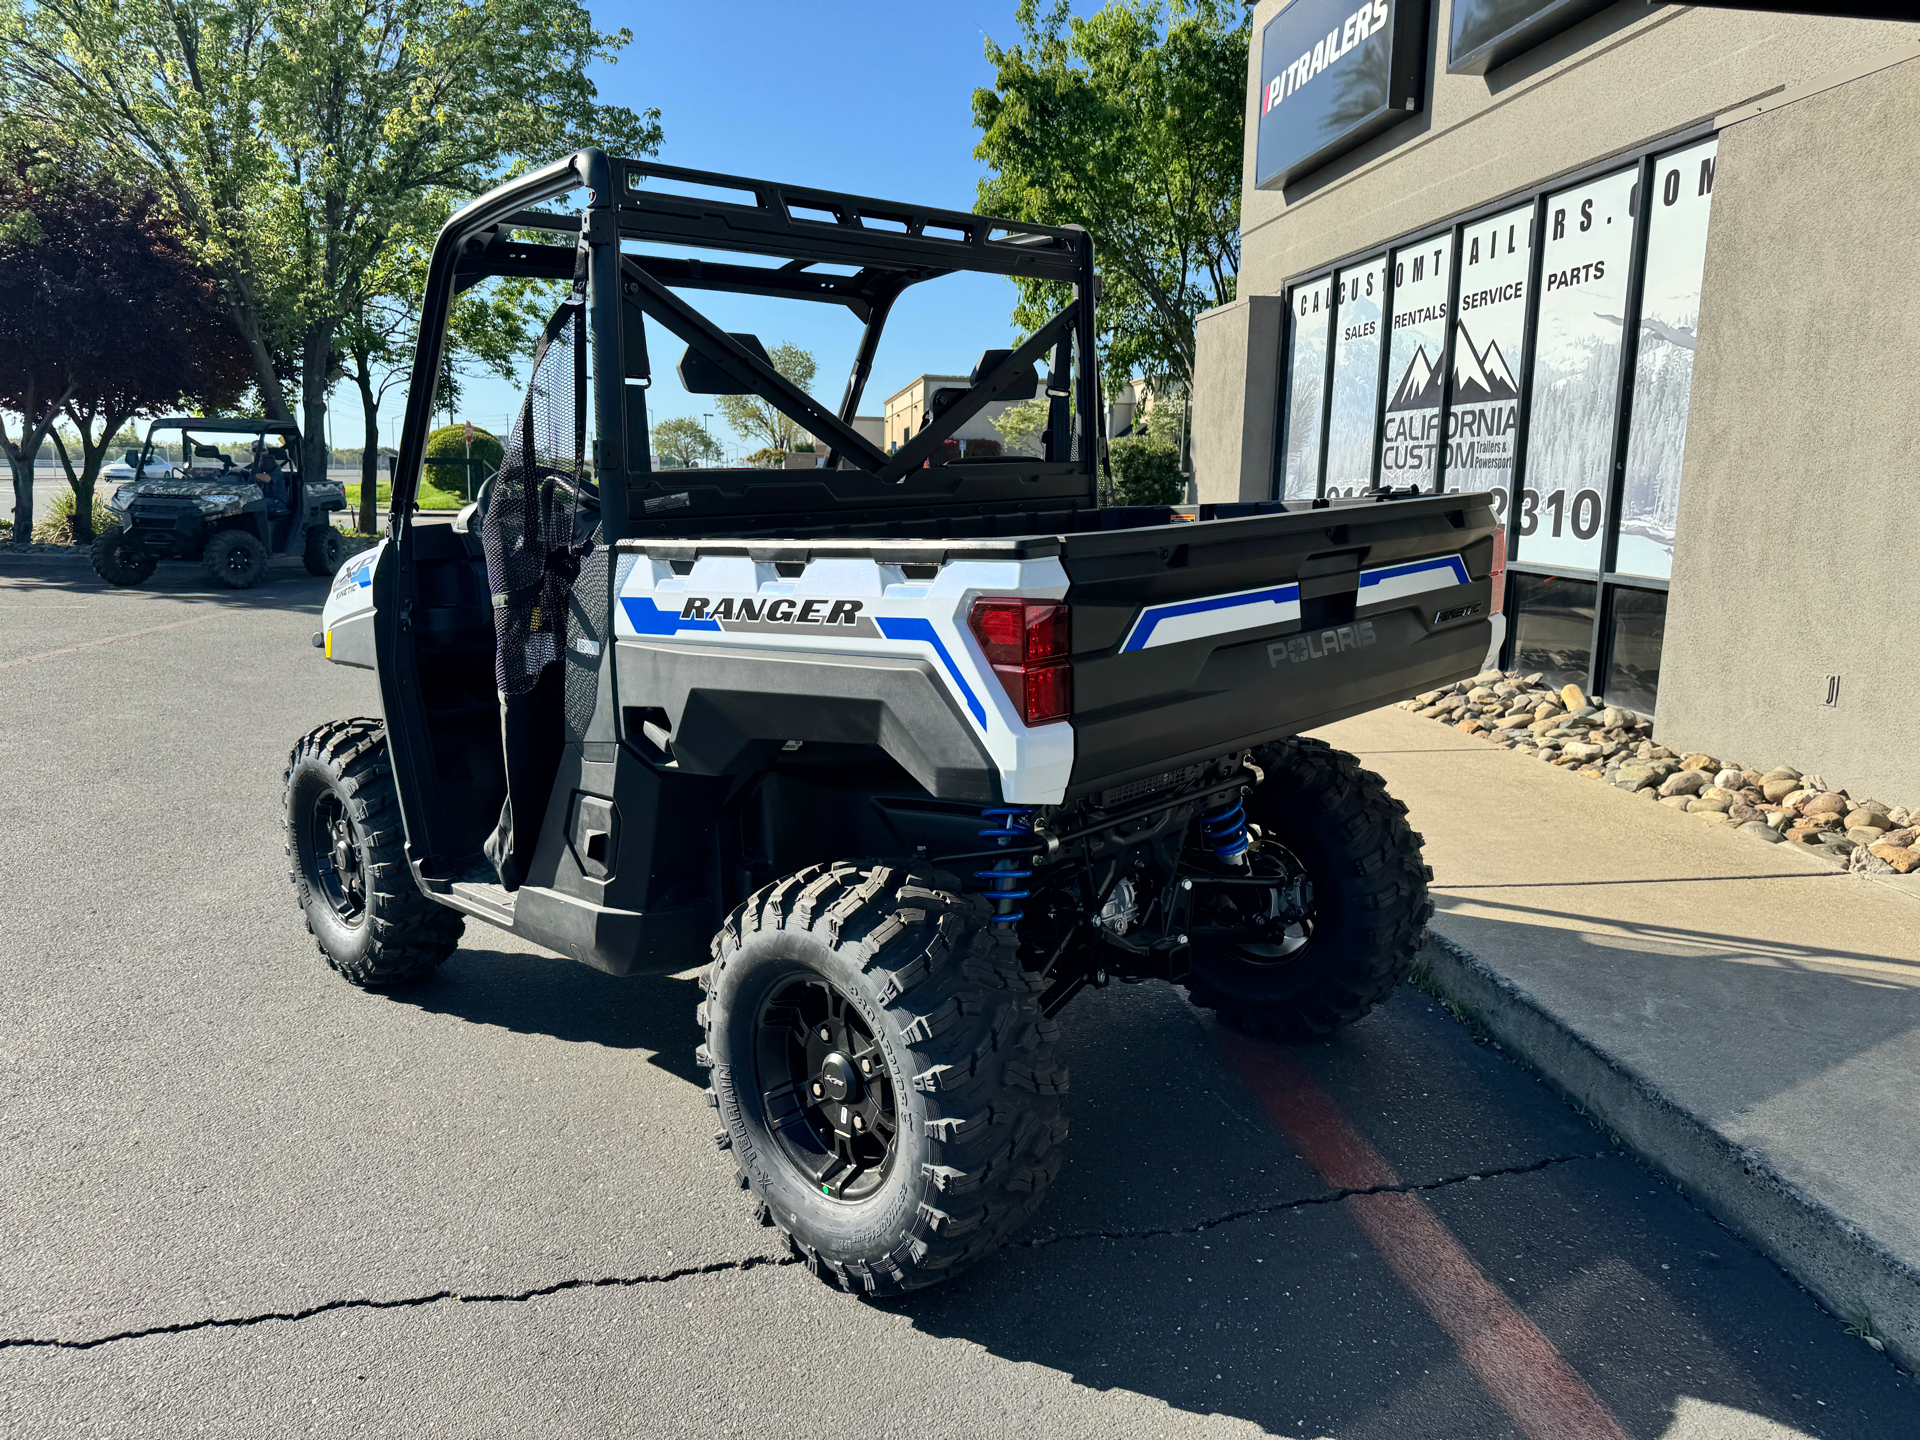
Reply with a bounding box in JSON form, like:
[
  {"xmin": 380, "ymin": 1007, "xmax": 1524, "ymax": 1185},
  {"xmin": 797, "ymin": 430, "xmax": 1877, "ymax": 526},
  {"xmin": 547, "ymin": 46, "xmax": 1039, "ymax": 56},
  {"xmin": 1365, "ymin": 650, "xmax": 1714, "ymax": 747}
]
[
  {"xmin": 1120, "ymin": 583, "xmax": 1300, "ymax": 654},
  {"xmin": 876, "ymin": 616, "xmax": 988, "ymax": 727},
  {"xmin": 1358, "ymin": 555, "xmax": 1470, "ymax": 590},
  {"xmin": 619, "ymin": 596, "xmax": 721, "ymax": 636}
]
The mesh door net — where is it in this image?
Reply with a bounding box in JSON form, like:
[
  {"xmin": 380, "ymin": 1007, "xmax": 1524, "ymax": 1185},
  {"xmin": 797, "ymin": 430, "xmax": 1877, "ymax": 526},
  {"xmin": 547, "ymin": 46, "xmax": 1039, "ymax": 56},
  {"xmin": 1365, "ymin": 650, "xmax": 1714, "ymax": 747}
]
[{"xmin": 482, "ymin": 296, "xmax": 592, "ymax": 695}]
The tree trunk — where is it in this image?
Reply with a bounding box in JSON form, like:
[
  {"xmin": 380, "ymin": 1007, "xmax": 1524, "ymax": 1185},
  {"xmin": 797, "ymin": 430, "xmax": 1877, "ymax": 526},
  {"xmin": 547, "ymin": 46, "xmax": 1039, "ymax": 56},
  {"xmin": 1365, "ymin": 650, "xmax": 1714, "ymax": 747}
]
[
  {"xmin": 301, "ymin": 319, "xmax": 334, "ymax": 500},
  {"xmin": 355, "ymin": 362, "xmax": 380, "ymax": 536}
]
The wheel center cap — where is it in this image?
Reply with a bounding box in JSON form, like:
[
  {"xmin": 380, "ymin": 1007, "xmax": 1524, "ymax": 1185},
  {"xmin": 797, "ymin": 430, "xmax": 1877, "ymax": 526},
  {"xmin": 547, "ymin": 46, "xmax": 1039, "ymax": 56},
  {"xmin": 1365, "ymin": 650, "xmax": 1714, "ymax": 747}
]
[{"xmin": 818, "ymin": 1052, "xmax": 860, "ymax": 1104}]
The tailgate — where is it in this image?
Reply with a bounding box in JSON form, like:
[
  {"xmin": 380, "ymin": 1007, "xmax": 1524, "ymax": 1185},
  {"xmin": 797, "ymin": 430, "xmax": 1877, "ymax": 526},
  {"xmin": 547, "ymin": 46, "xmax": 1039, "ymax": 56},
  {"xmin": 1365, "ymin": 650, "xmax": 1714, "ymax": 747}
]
[{"xmin": 1062, "ymin": 494, "xmax": 1497, "ymax": 797}]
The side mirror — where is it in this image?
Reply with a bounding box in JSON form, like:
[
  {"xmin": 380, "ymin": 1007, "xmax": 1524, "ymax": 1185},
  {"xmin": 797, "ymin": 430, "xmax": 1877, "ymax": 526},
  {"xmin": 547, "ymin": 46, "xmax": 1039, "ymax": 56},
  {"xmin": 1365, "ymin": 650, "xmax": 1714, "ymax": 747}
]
[{"xmin": 123, "ymin": 450, "xmax": 140, "ymax": 468}]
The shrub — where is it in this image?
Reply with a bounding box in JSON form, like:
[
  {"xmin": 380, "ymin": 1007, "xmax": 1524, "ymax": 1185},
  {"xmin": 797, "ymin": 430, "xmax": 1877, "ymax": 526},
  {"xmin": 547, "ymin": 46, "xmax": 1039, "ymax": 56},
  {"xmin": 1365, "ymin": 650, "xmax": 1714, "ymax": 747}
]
[
  {"xmin": 1105, "ymin": 435, "xmax": 1184, "ymax": 506},
  {"xmin": 31, "ymin": 488, "xmax": 117, "ymax": 544},
  {"xmin": 424, "ymin": 423, "xmax": 503, "ymax": 471}
]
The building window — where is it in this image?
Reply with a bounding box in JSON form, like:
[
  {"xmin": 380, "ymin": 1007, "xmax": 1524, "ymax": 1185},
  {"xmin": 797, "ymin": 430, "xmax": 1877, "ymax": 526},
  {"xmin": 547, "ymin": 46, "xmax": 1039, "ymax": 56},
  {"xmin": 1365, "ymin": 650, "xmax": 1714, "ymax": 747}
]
[
  {"xmin": 1516, "ymin": 165, "xmax": 1637, "ymax": 572},
  {"xmin": 1509, "ymin": 572, "xmax": 1597, "ymax": 694},
  {"xmin": 1280, "ymin": 277, "xmax": 1332, "ymax": 500},
  {"xmin": 1617, "ymin": 137, "xmax": 1717, "ymax": 580},
  {"xmin": 1602, "ymin": 585, "xmax": 1668, "ymax": 717},
  {"xmin": 1380, "ymin": 233, "xmax": 1452, "ymax": 492},
  {"xmin": 1271, "ymin": 136, "xmax": 1719, "ymax": 714},
  {"xmin": 1444, "ymin": 201, "xmax": 1532, "ymax": 518},
  {"xmin": 1325, "ymin": 256, "xmax": 1386, "ymax": 496}
]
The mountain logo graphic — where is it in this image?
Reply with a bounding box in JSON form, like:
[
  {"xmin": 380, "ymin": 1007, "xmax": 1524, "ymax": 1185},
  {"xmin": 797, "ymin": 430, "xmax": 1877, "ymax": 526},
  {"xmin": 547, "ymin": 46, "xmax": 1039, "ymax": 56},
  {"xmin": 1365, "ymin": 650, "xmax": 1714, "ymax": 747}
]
[
  {"xmin": 1386, "ymin": 344, "xmax": 1444, "ymax": 412},
  {"xmin": 1386, "ymin": 324, "xmax": 1520, "ymax": 411},
  {"xmin": 1450, "ymin": 323, "xmax": 1517, "ymax": 404}
]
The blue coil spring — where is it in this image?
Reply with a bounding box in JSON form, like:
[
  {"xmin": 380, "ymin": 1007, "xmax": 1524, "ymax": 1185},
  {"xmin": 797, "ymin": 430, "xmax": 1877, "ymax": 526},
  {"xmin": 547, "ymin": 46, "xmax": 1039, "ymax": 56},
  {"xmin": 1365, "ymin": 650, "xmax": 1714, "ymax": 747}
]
[
  {"xmin": 975, "ymin": 806, "xmax": 1036, "ymax": 924},
  {"xmin": 1199, "ymin": 795, "xmax": 1251, "ymax": 864}
]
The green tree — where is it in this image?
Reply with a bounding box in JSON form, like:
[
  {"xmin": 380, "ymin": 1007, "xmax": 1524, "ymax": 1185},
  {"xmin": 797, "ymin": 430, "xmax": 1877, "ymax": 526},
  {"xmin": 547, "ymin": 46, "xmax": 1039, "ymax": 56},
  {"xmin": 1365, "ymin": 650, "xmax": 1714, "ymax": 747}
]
[
  {"xmin": 1106, "ymin": 433, "xmax": 1184, "ymax": 505},
  {"xmin": 973, "ymin": 0, "xmax": 1246, "ymax": 394},
  {"xmin": 0, "ymin": 135, "xmax": 250, "ymax": 542},
  {"xmin": 2, "ymin": 0, "xmax": 663, "ymax": 487},
  {"xmin": 991, "ymin": 395, "xmax": 1049, "ymax": 457},
  {"xmin": 652, "ymin": 415, "xmax": 723, "ymax": 470},
  {"xmin": 714, "ymin": 342, "xmax": 817, "ymax": 457}
]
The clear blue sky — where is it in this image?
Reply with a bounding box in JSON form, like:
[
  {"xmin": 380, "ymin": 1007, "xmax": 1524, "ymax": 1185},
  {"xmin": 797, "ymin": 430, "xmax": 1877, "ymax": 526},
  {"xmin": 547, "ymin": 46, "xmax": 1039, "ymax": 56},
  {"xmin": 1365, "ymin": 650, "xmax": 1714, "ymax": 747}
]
[{"xmin": 333, "ymin": 1, "xmax": 1069, "ymax": 458}]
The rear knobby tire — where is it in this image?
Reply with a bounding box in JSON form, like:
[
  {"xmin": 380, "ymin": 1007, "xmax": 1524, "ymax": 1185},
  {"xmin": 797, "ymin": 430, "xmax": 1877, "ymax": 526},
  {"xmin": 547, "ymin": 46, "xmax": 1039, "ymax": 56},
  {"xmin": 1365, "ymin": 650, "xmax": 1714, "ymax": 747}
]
[
  {"xmin": 701, "ymin": 861, "xmax": 1069, "ymax": 1296},
  {"xmin": 1185, "ymin": 736, "xmax": 1433, "ymax": 1040},
  {"xmin": 205, "ymin": 528, "xmax": 267, "ymax": 588},
  {"xmin": 285, "ymin": 718, "xmax": 463, "ymax": 986},
  {"xmin": 91, "ymin": 526, "xmax": 156, "ymax": 586},
  {"xmin": 303, "ymin": 524, "xmax": 344, "ymax": 576}
]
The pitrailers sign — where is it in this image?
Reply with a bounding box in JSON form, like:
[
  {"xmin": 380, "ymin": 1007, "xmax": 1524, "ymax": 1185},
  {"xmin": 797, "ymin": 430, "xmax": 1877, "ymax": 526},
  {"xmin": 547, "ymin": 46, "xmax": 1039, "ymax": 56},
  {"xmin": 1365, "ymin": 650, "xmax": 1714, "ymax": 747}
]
[{"xmin": 1255, "ymin": 0, "xmax": 1430, "ymax": 190}]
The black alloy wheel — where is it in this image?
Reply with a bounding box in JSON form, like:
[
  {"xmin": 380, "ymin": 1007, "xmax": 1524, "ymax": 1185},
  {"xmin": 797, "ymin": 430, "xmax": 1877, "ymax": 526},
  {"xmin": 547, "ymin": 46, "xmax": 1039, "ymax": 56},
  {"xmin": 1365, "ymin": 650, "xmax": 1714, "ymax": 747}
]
[
  {"xmin": 307, "ymin": 787, "xmax": 368, "ymax": 925},
  {"xmin": 204, "ymin": 529, "xmax": 268, "ymax": 588},
  {"xmin": 1184, "ymin": 843, "xmax": 1316, "ymax": 966},
  {"xmin": 756, "ymin": 975, "xmax": 898, "ymax": 1202},
  {"xmin": 1183, "ymin": 737, "xmax": 1433, "ymax": 1041}
]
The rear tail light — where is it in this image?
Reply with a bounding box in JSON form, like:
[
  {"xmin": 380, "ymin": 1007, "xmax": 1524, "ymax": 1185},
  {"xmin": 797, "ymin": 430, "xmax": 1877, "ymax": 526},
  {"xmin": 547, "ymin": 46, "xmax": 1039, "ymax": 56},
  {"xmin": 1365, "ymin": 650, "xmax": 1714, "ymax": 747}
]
[{"xmin": 968, "ymin": 598, "xmax": 1072, "ymax": 725}]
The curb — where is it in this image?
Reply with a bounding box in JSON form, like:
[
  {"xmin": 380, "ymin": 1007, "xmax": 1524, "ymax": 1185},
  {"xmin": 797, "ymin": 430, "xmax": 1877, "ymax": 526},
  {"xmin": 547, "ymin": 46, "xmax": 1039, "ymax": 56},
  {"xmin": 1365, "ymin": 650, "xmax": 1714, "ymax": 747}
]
[{"xmin": 1415, "ymin": 930, "xmax": 1918, "ymax": 1373}]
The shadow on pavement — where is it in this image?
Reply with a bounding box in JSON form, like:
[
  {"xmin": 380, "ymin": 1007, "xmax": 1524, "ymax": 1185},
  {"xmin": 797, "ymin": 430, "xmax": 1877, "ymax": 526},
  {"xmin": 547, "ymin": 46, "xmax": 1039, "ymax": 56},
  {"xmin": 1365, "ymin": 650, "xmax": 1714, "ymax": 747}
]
[
  {"xmin": 386, "ymin": 946, "xmax": 708, "ymax": 1086},
  {"xmin": 882, "ymin": 991, "xmax": 1916, "ymax": 1440},
  {"xmin": 0, "ymin": 558, "xmax": 334, "ymax": 613}
]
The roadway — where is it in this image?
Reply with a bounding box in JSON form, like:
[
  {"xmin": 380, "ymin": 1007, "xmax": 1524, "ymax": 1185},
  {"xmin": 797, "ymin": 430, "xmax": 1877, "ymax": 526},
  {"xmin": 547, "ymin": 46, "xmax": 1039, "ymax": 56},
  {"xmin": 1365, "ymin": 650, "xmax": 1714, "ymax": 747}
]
[{"xmin": 0, "ymin": 559, "xmax": 1912, "ymax": 1438}]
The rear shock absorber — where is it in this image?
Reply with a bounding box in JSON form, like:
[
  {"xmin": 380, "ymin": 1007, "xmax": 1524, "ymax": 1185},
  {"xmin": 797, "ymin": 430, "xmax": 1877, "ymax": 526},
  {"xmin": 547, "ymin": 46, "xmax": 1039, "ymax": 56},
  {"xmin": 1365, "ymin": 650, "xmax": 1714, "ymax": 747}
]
[
  {"xmin": 1198, "ymin": 794, "xmax": 1250, "ymax": 866},
  {"xmin": 975, "ymin": 806, "xmax": 1036, "ymax": 925}
]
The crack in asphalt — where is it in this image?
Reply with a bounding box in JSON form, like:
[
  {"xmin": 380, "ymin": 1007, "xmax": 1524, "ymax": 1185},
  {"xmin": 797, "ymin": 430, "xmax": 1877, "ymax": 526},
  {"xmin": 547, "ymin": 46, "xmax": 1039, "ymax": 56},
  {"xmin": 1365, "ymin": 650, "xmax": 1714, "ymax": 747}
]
[
  {"xmin": 1, "ymin": 1152, "xmax": 1605, "ymax": 1353},
  {"xmin": 0, "ymin": 1255, "xmax": 800, "ymax": 1354},
  {"xmin": 1014, "ymin": 1151, "xmax": 1607, "ymax": 1249}
]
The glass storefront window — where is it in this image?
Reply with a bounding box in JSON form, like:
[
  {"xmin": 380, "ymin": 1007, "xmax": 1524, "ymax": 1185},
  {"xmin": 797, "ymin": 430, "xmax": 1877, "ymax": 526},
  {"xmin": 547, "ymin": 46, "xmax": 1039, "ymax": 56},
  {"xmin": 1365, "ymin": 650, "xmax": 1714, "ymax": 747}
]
[
  {"xmin": 1617, "ymin": 138, "xmax": 1717, "ymax": 580},
  {"xmin": 1515, "ymin": 165, "xmax": 1637, "ymax": 570},
  {"xmin": 1509, "ymin": 572, "xmax": 1596, "ymax": 693},
  {"xmin": 1379, "ymin": 233, "xmax": 1452, "ymax": 491},
  {"xmin": 1444, "ymin": 202, "xmax": 1532, "ymax": 522},
  {"xmin": 1324, "ymin": 256, "xmax": 1386, "ymax": 496},
  {"xmin": 1602, "ymin": 585, "xmax": 1667, "ymax": 715},
  {"xmin": 1281, "ymin": 277, "xmax": 1333, "ymax": 500}
]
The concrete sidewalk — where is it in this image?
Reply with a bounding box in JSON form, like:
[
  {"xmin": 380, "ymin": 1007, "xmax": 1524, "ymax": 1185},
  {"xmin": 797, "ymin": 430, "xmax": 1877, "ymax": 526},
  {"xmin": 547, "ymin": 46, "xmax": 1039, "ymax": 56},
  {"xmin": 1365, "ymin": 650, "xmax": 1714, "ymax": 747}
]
[{"xmin": 1314, "ymin": 705, "xmax": 1919, "ymax": 1372}]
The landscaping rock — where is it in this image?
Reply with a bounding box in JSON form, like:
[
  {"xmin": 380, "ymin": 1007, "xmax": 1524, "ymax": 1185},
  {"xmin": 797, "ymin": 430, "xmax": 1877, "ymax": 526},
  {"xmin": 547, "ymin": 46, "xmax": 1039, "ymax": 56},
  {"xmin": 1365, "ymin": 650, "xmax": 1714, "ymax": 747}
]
[
  {"xmin": 1851, "ymin": 847, "xmax": 1897, "ymax": 875},
  {"xmin": 1394, "ymin": 667, "xmax": 1915, "ymax": 887},
  {"xmin": 1869, "ymin": 843, "xmax": 1919, "ymax": 874},
  {"xmin": 1658, "ymin": 770, "xmax": 1707, "ymax": 798},
  {"xmin": 1615, "ymin": 759, "xmax": 1676, "ymax": 792}
]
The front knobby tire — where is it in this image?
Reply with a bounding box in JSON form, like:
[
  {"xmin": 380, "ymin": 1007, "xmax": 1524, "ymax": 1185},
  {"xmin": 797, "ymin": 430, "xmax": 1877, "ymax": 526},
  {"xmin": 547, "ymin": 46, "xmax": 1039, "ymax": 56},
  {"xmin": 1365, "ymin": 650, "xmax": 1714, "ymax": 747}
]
[
  {"xmin": 285, "ymin": 718, "xmax": 463, "ymax": 987},
  {"xmin": 701, "ymin": 861, "xmax": 1069, "ymax": 1296},
  {"xmin": 303, "ymin": 524, "xmax": 344, "ymax": 576},
  {"xmin": 91, "ymin": 526, "xmax": 156, "ymax": 586},
  {"xmin": 205, "ymin": 528, "xmax": 267, "ymax": 588},
  {"xmin": 1185, "ymin": 736, "xmax": 1434, "ymax": 1041}
]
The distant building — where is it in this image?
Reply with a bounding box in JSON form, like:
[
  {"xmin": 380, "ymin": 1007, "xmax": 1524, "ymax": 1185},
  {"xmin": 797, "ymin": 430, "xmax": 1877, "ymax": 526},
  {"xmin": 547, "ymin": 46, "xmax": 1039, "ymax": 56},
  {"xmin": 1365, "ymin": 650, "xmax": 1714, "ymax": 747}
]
[{"xmin": 881, "ymin": 376, "xmax": 1019, "ymax": 453}]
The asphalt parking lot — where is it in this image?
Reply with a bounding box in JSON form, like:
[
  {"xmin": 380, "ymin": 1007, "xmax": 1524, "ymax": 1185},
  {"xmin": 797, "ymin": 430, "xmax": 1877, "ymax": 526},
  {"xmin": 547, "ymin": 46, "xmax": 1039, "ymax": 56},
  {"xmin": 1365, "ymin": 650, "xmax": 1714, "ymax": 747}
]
[{"xmin": 1, "ymin": 560, "xmax": 1913, "ymax": 1439}]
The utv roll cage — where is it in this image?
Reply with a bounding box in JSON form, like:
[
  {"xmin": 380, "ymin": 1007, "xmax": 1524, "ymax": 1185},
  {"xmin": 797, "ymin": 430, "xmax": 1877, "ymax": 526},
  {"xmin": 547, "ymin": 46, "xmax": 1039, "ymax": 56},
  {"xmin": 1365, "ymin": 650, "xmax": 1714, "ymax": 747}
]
[{"xmin": 387, "ymin": 149, "xmax": 1103, "ymax": 544}]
